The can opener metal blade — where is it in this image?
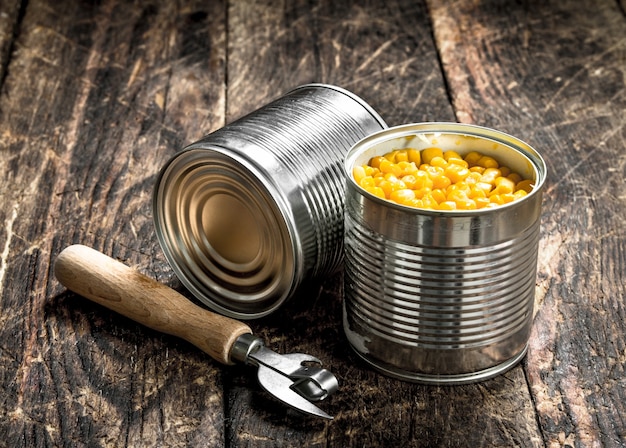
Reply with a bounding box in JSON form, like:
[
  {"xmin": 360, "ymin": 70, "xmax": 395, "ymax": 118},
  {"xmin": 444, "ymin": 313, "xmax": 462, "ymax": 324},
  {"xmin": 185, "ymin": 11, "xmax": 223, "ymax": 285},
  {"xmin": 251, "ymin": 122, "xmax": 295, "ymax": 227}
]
[{"xmin": 54, "ymin": 245, "xmax": 338, "ymax": 420}]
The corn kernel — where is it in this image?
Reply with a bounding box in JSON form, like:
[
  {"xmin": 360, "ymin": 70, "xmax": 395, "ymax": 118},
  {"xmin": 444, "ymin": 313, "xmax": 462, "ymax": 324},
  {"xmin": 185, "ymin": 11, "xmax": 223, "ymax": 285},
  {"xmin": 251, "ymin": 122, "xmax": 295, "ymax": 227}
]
[
  {"xmin": 475, "ymin": 181, "xmax": 493, "ymax": 195},
  {"xmin": 447, "ymin": 189, "xmax": 470, "ymax": 204},
  {"xmin": 438, "ymin": 201, "xmax": 457, "ymax": 210},
  {"xmin": 414, "ymin": 187, "xmax": 432, "ymax": 199},
  {"xmin": 469, "ymin": 186, "xmax": 487, "ymax": 199},
  {"xmin": 431, "ymin": 189, "xmax": 447, "ymax": 204},
  {"xmin": 359, "ymin": 176, "xmax": 376, "ymax": 189},
  {"xmin": 379, "ymin": 158, "xmax": 393, "ymax": 173},
  {"xmin": 443, "ymin": 150, "xmax": 463, "ymax": 162},
  {"xmin": 397, "ymin": 161, "xmax": 417, "ymax": 176},
  {"xmin": 353, "ymin": 166, "xmax": 366, "ymax": 184},
  {"xmin": 447, "ymin": 158, "xmax": 469, "ymax": 168},
  {"xmin": 390, "ymin": 189, "xmax": 416, "ymax": 204},
  {"xmin": 507, "ymin": 172, "xmax": 522, "ymax": 184},
  {"xmin": 490, "ymin": 194, "xmax": 505, "ymax": 205},
  {"xmin": 446, "ymin": 181, "xmax": 470, "ymax": 195},
  {"xmin": 516, "ymin": 179, "xmax": 534, "ymax": 193},
  {"xmin": 421, "ymin": 147, "xmax": 444, "ymax": 164},
  {"xmin": 407, "ymin": 148, "xmax": 421, "ymax": 165},
  {"xmin": 455, "ymin": 198, "xmax": 477, "ymax": 210},
  {"xmin": 369, "ymin": 156, "xmax": 384, "ymax": 169},
  {"xmin": 464, "ymin": 151, "xmax": 483, "ymax": 167},
  {"xmin": 513, "ymin": 189, "xmax": 528, "ymax": 200},
  {"xmin": 465, "ymin": 172, "xmax": 483, "ymax": 185},
  {"xmin": 413, "ymin": 170, "xmax": 432, "ymax": 189},
  {"xmin": 366, "ymin": 186, "xmax": 386, "ymax": 199},
  {"xmin": 501, "ymin": 193, "xmax": 516, "ymax": 203},
  {"xmin": 493, "ymin": 177, "xmax": 516, "ymax": 194},
  {"xmin": 421, "ymin": 195, "xmax": 438, "ymax": 209},
  {"xmin": 430, "ymin": 156, "xmax": 447, "ymax": 168},
  {"xmin": 401, "ymin": 174, "xmax": 418, "ymax": 189},
  {"xmin": 378, "ymin": 179, "xmax": 399, "ymax": 198},
  {"xmin": 477, "ymin": 155, "xmax": 499, "ymax": 169},
  {"xmin": 444, "ymin": 164, "xmax": 470, "ymax": 184},
  {"xmin": 499, "ymin": 166, "xmax": 511, "ymax": 177},
  {"xmin": 384, "ymin": 150, "xmax": 399, "ymax": 162},
  {"xmin": 395, "ymin": 150, "xmax": 409, "ymax": 163},
  {"xmin": 432, "ymin": 174, "xmax": 452, "ymax": 190},
  {"xmin": 422, "ymin": 164, "xmax": 445, "ymax": 179},
  {"xmin": 481, "ymin": 168, "xmax": 502, "ymax": 184},
  {"xmin": 364, "ymin": 165, "xmax": 378, "ymax": 177},
  {"xmin": 380, "ymin": 159, "xmax": 403, "ymax": 177}
]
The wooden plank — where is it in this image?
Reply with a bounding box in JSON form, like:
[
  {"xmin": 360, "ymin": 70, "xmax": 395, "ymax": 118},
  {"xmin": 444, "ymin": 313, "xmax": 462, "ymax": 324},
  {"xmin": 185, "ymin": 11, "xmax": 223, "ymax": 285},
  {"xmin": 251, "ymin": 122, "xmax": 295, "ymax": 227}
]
[
  {"xmin": 0, "ymin": 0, "xmax": 227, "ymax": 446},
  {"xmin": 224, "ymin": 1, "xmax": 543, "ymax": 446},
  {"xmin": 226, "ymin": 0, "xmax": 455, "ymax": 126},
  {"xmin": 429, "ymin": 0, "xmax": 626, "ymax": 445}
]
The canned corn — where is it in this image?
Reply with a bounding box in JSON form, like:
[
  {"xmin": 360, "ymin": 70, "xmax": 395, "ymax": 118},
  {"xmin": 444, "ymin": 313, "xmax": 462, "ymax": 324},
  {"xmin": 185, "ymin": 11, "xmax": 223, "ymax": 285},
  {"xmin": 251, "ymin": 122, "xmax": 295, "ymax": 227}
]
[{"xmin": 343, "ymin": 122, "xmax": 547, "ymax": 384}]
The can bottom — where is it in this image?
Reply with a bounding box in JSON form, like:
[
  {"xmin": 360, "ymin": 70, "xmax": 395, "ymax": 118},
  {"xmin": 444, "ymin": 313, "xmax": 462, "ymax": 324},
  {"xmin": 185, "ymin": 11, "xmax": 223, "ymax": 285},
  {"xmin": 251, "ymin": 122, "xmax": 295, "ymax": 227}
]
[{"xmin": 348, "ymin": 342, "xmax": 528, "ymax": 385}]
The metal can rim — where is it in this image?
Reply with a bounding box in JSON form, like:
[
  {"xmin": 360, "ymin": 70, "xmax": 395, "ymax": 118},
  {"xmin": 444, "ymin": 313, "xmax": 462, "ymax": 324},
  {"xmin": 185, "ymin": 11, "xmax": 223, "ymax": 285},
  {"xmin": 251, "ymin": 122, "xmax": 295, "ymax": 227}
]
[{"xmin": 152, "ymin": 146, "xmax": 299, "ymax": 320}]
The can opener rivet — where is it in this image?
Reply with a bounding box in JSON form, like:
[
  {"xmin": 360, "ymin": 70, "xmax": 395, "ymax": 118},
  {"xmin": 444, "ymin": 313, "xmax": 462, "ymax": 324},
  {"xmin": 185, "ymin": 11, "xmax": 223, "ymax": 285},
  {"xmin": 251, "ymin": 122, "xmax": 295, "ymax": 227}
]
[{"xmin": 54, "ymin": 245, "xmax": 339, "ymax": 420}]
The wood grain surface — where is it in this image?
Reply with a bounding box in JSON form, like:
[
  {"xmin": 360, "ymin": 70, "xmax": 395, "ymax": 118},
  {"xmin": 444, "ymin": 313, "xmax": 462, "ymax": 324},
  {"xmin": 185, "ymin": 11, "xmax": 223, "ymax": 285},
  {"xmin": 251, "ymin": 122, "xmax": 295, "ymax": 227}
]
[{"xmin": 0, "ymin": 0, "xmax": 624, "ymax": 447}]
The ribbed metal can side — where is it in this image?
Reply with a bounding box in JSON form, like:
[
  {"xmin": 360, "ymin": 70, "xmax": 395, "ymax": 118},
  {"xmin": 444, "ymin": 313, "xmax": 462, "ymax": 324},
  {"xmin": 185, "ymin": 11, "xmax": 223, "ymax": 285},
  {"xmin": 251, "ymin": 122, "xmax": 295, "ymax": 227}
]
[
  {"xmin": 192, "ymin": 85, "xmax": 386, "ymax": 280},
  {"xmin": 344, "ymin": 201, "xmax": 539, "ymax": 345}
]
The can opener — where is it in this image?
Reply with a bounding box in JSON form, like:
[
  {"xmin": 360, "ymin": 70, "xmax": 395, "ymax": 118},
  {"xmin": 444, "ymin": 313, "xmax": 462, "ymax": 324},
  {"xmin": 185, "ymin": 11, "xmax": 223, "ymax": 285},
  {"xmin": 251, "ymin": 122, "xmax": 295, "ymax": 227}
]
[{"xmin": 54, "ymin": 245, "xmax": 339, "ymax": 420}]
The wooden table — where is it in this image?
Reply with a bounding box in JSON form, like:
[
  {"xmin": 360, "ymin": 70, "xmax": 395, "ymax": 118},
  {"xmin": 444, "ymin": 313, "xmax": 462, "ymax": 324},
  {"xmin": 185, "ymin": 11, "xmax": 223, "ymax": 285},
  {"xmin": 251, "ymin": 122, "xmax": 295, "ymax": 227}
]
[{"xmin": 1, "ymin": 0, "xmax": 625, "ymax": 446}]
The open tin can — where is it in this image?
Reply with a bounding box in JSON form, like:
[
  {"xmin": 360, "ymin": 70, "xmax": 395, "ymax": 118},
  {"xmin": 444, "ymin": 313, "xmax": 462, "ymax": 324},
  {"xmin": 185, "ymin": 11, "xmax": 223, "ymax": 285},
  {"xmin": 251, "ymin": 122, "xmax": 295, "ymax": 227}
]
[
  {"xmin": 153, "ymin": 84, "xmax": 386, "ymax": 319},
  {"xmin": 343, "ymin": 122, "xmax": 546, "ymax": 384}
]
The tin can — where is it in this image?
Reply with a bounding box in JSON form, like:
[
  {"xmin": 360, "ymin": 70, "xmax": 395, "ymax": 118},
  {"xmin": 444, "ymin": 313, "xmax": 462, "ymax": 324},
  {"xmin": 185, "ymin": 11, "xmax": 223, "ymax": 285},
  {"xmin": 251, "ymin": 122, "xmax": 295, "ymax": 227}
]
[
  {"xmin": 343, "ymin": 122, "xmax": 547, "ymax": 384},
  {"xmin": 153, "ymin": 84, "xmax": 386, "ymax": 319}
]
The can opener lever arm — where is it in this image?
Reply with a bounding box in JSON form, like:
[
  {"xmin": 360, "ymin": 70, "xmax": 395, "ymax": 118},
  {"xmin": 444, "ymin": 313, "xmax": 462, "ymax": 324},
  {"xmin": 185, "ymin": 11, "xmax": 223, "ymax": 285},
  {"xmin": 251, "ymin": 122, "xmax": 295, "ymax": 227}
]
[{"xmin": 54, "ymin": 245, "xmax": 338, "ymax": 420}]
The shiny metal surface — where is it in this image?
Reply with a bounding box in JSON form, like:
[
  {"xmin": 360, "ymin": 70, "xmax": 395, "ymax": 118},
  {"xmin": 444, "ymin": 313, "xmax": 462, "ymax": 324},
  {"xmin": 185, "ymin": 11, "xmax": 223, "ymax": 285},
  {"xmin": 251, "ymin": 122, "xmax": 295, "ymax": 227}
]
[
  {"xmin": 230, "ymin": 333, "xmax": 338, "ymax": 420},
  {"xmin": 343, "ymin": 123, "xmax": 547, "ymax": 384},
  {"xmin": 154, "ymin": 84, "xmax": 386, "ymax": 319}
]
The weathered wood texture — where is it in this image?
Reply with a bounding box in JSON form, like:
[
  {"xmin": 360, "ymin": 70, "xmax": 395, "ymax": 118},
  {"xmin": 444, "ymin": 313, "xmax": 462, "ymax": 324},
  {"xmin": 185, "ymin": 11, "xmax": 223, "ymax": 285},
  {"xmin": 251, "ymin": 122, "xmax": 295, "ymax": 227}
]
[
  {"xmin": 0, "ymin": 1, "xmax": 227, "ymax": 446},
  {"xmin": 429, "ymin": 1, "xmax": 626, "ymax": 446},
  {"xmin": 0, "ymin": 0, "xmax": 624, "ymax": 447}
]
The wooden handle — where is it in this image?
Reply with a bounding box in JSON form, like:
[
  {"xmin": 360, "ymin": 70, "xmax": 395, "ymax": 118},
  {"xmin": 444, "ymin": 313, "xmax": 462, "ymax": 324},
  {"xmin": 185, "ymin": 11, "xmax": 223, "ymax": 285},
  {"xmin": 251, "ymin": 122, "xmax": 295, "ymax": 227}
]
[{"xmin": 54, "ymin": 245, "xmax": 252, "ymax": 365}]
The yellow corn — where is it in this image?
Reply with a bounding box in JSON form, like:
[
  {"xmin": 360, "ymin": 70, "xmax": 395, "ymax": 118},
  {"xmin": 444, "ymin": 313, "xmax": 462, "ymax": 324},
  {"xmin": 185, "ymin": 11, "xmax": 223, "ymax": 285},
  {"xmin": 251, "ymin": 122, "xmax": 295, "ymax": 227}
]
[
  {"xmin": 395, "ymin": 150, "xmax": 409, "ymax": 163},
  {"xmin": 369, "ymin": 156, "xmax": 384, "ymax": 169},
  {"xmin": 444, "ymin": 164, "xmax": 470, "ymax": 184},
  {"xmin": 359, "ymin": 176, "xmax": 376, "ymax": 190},
  {"xmin": 390, "ymin": 189, "xmax": 416, "ymax": 204},
  {"xmin": 492, "ymin": 177, "xmax": 516, "ymax": 195},
  {"xmin": 477, "ymin": 155, "xmax": 499, "ymax": 169},
  {"xmin": 407, "ymin": 148, "xmax": 421, "ymax": 165},
  {"xmin": 507, "ymin": 172, "xmax": 522, "ymax": 184},
  {"xmin": 464, "ymin": 151, "xmax": 483, "ymax": 167},
  {"xmin": 516, "ymin": 179, "xmax": 534, "ymax": 193},
  {"xmin": 355, "ymin": 148, "xmax": 534, "ymax": 210},
  {"xmin": 481, "ymin": 167, "xmax": 502, "ymax": 184},
  {"xmin": 443, "ymin": 150, "xmax": 463, "ymax": 162},
  {"xmin": 353, "ymin": 166, "xmax": 366, "ymax": 185},
  {"xmin": 421, "ymin": 147, "xmax": 444, "ymax": 164},
  {"xmin": 384, "ymin": 150, "xmax": 399, "ymax": 162},
  {"xmin": 431, "ymin": 189, "xmax": 447, "ymax": 204}
]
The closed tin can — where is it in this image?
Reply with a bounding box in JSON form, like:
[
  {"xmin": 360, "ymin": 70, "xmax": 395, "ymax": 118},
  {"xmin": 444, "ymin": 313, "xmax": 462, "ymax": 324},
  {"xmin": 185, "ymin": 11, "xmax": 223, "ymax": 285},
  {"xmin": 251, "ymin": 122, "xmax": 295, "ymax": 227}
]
[
  {"xmin": 343, "ymin": 122, "xmax": 546, "ymax": 384},
  {"xmin": 153, "ymin": 84, "xmax": 386, "ymax": 319}
]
